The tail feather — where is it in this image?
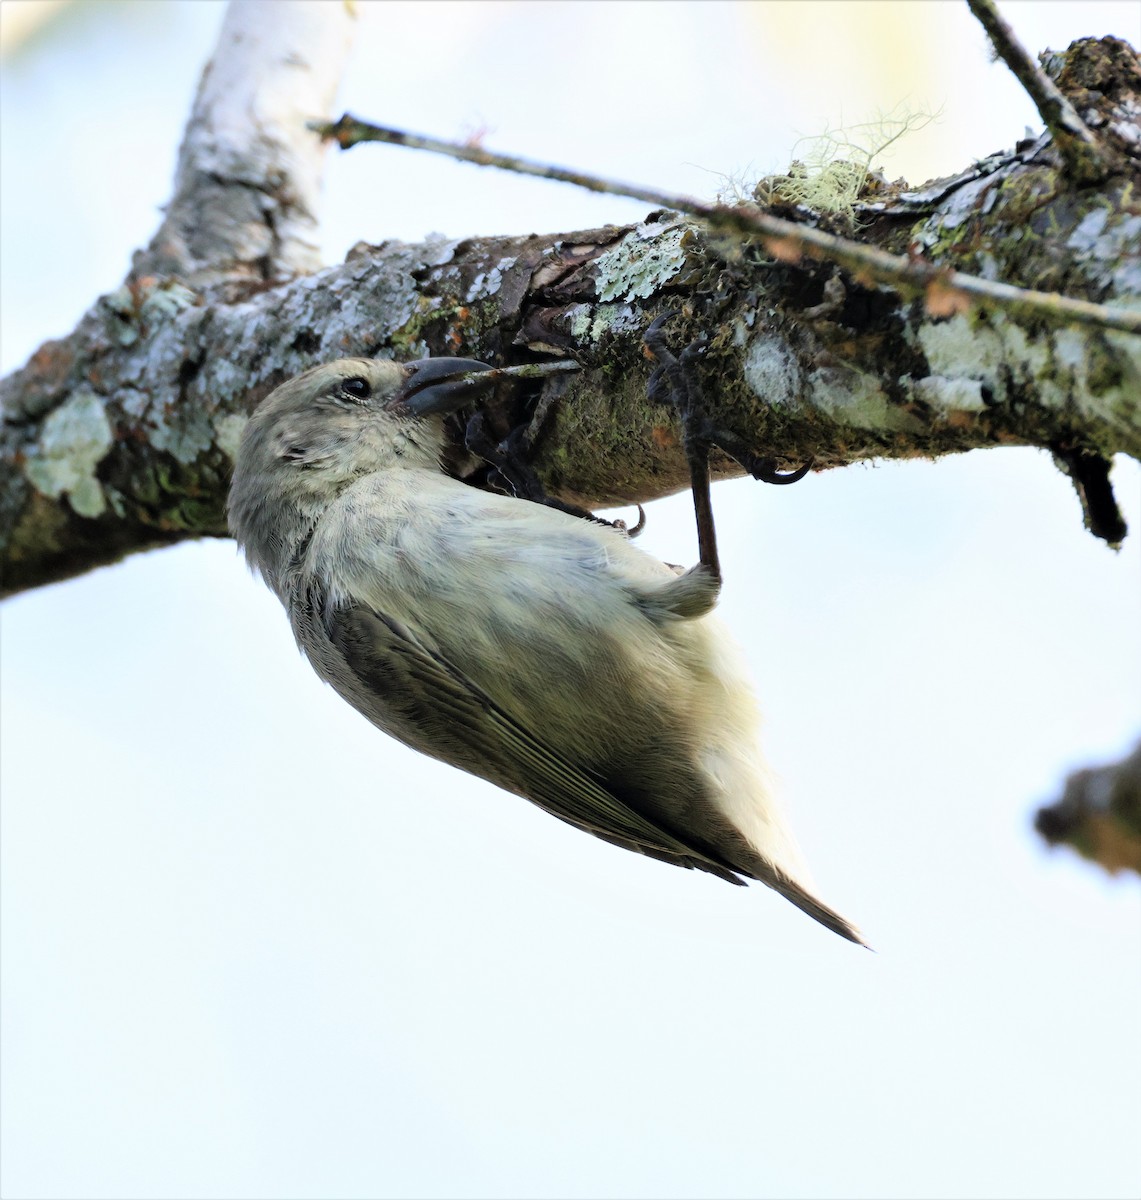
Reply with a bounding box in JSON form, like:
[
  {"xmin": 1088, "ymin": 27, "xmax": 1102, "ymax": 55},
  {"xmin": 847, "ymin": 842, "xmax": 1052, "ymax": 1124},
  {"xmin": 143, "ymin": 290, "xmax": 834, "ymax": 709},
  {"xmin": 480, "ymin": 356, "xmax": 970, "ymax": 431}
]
[
  {"xmin": 767, "ymin": 871, "xmax": 869, "ymax": 947},
  {"xmin": 685, "ymin": 827, "xmax": 869, "ymax": 946}
]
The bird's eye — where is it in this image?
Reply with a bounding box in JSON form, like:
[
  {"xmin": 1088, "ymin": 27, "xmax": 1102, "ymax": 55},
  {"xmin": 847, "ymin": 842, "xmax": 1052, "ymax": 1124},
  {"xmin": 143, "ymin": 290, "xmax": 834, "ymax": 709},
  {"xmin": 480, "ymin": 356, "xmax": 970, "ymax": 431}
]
[{"xmin": 340, "ymin": 376, "xmax": 371, "ymax": 402}]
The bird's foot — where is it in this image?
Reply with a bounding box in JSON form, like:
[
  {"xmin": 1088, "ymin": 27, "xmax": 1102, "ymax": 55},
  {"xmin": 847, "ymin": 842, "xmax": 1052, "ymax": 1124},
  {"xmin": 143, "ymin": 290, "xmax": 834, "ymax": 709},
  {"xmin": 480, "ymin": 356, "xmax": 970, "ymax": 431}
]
[
  {"xmin": 465, "ymin": 412, "xmax": 641, "ymax": 535},
  {"xmin": 644, "ymin": 312, "xmax": 813, "ymax": 486}
]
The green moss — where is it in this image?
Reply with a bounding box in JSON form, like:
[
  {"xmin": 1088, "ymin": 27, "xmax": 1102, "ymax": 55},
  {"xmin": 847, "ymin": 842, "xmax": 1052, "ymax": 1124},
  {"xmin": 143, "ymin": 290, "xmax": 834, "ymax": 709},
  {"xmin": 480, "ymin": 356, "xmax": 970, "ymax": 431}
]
[{"xmin": 389, "ymin": 295, "xmax": 438, "ymax": 354}]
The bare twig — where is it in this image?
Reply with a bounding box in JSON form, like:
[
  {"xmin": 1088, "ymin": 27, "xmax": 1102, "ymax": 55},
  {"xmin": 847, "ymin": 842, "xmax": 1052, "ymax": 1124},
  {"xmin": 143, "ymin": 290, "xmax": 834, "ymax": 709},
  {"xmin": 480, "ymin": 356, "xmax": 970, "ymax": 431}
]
[
  {"xmin": 311, "ymin": 115, "xmax": 1141, "ymax": 337},
  {"xmin": 966, "ymin": 0, "xmax": 1113, "ymax": 184},
  {"xmin": 478, "ymin": 362, "xmax": 580, "ymax": 384}
]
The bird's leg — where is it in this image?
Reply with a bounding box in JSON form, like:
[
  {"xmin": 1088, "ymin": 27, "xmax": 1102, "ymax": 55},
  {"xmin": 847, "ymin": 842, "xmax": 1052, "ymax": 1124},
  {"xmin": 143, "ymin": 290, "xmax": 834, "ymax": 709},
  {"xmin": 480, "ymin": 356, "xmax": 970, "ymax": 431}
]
[
  {"xmin": 463, "ymin": 411, "xmax": 543, "ymax": 500},
  {"xmin": 464, "ymin": 407, "xmax": 644, "ymax": 535},
  {"xmin": 465, "ymin": 411, "xmax": 592, "ymax": 519},
  {"xmin": 644, "ymin": 316, "xmax": 721, "ymax": 582},
  {"xmin": 644, "ymin": 313, "xmax": 814, "ymax": 580}
]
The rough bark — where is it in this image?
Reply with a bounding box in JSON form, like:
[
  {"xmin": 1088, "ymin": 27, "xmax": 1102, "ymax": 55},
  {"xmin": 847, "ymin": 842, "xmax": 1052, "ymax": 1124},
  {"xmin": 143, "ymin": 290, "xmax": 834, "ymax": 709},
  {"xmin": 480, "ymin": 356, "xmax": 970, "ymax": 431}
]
[
  {"xmin": 1, "ymin": 34, "xmax": 1139, "ymax": 598},
  {"xmin": 134, "ymin": 0, "xmax": 356, "ymax": 288}
]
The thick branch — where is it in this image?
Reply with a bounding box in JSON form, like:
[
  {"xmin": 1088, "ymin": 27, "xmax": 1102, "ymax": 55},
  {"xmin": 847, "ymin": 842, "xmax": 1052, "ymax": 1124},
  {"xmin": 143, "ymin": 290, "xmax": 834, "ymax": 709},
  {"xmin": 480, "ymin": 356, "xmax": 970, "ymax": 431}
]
[
  {"xmin": 134, "ymin": 0, "xmax": 356, "ymax": 288},
  {"xmin": 1, "ymin": 36, "xmax": 1139, "ymax": 597}
]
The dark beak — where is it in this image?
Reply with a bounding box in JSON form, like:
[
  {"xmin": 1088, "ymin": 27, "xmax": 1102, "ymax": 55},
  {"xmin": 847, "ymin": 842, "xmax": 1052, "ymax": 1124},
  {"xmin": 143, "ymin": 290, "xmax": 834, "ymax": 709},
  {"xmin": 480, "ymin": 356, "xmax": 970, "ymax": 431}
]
[{"xmin": 389, "ymin": 357, "xmax": 496, "ymax": 416}]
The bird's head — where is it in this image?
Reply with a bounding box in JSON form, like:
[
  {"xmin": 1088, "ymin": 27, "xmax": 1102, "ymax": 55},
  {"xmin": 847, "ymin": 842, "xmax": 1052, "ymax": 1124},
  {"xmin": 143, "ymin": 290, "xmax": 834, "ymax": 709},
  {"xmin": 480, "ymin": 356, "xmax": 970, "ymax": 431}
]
[{"xmin": 227, "ymin": 355, "xmax": 494, "ymax": 582}]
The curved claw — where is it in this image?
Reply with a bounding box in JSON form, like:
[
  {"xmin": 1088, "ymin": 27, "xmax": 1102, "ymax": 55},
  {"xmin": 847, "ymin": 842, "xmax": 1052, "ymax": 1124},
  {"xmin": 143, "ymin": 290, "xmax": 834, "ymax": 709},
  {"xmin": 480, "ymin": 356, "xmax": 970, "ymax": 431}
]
[
  {"xmin": 753, "ymin": 457, "xmax": 814, "ymax": 485},
  {"xmin": 644, "ymin": 310, "xmax": 682, "ymax": 354},
  {"xmin": 600, "ymin": 504, "xmax": 647, "ymax": 538},
  {"xmin": 679, "ymin": 334, "xmax": 709, "ymax": 365}
]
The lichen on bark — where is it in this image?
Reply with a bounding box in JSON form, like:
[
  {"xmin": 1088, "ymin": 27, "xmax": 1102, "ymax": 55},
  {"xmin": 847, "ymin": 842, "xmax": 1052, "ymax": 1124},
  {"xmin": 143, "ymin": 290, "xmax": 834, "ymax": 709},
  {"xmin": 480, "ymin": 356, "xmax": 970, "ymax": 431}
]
[{"xmin": 1, "ymin": 35, "xmax": 1138, "ymax": 596}]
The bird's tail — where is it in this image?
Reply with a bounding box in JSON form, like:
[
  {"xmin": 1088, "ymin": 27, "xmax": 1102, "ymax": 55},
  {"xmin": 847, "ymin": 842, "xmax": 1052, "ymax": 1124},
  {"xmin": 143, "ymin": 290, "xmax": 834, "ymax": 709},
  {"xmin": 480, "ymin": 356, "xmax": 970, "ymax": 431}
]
[{"xmin": 765, "ymin": 869, "xmax": 870, "ymax": 947}]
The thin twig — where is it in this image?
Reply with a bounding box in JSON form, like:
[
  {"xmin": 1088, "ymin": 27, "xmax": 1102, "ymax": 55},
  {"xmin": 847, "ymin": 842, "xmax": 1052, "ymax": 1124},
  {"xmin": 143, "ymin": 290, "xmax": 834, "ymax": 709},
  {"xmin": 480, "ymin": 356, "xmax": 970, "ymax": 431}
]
[
  {"xmin": 311, "ymin": 115, "xmax": 1141, "ymax": 337},
  {"xmin": 479, "ymin": 362, "xmax": 580, "ymax": 383},
  {"xmin": 966, "ymin": 0, "xmax": 1112, "ymax": 184}
]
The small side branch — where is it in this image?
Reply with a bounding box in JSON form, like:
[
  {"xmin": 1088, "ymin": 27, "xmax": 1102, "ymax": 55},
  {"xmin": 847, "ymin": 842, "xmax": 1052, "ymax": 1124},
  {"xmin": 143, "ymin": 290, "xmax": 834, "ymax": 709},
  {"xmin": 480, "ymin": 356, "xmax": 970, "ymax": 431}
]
[
  {"xmin": 1050, "ymin": 445, "xmax": 1129, "ymax": 548},
  {"xmin": 966, "ymin": 0, "xmax": 1113, "ymax": 184},
  {"xmin": 312, "ymin": 115, "xmax": 1141, "ymax": 337},
  {"xmin": 1036, "ymin": 741, "xmax": 1141, "ymax": 876},
  {"xmin": 137, "ymin": 0, "xmax": 356, "ymax": 287}
]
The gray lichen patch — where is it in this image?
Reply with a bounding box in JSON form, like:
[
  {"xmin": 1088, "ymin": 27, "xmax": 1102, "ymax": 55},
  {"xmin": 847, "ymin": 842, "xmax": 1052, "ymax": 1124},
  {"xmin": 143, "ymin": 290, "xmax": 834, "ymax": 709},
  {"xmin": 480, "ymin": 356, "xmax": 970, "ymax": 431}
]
[
  {"xmin": 146, "ymin": 395, "xmax": 214, "ymax": 465},
  {"xmin": 465, "ymin": 256, "xmax": 517, "ymax": 303},
  {"xmin": 201, "ymin": 357, "xmax": 248, "ymax": 407},
  {"xmin": 1068, "ymin": 208, "xmax": 1139, "ymax": 263},
  {"xmin": 916, "ymin": 313, "xmax": 1009, "ymax": 395},
  {"xmin": 916, "ymin": 311, "xmax": 1050, "ymax": 408},
  {"xmin": 124, "ymin": 354, "xmax": 216, "ymax": 467},
  {"xmin": 214, "ymin": 413, "xmax": 248, "ymax": 463},
  {"xmin": 586, "ymin": 302, "xmax": 642, "ymax": 342},
  {"xmin": 594, "ymin": 223, "xmax": 688, "ymax": 303},
  {"xmin": 1067, "ymin": 206, "xmax": 1110, "ymax": 253},
  {"xmin": 99, "ymin": 280, "xmax": 199, "ymax": 349},
  {"xmin": 748, "ymin": 325, "xmax": 920, "ymax": 433},
  {"xmin": 564, "ymin": 301, "xmax": 642, "ymax": 345},
  {"xmin": 139, "ymin": 281, "xmax": 198, "ymax": 326},
  {"xmin": 911, "ymin": 375, "xmax": 988, "ymax": 414},
  {"xmin": 23, "ymin": 388, "xmax": 113, "ymax": 517},
  {"xmin": 568, "ymin": 304, "xmax": 595, "ymax": 342},
  {"xmin": 744, "ymin": 333, "xmax": 802, "ymax": 409},
  {"xmin": 808, "ymin": 364, "xmax": 917, "ymax": 433},
  {"xmin": 934, "ymin": 173, "xmax": 1000, "ymax": 231},
  {"xmin": 100, "ymin": 287, "xmax": 141, "ymax": 347},
  {"xmin": 912, "ymin": 310, "xmax": 1141, "ymax": 453},
  {"xmin": 1051, "ymin": 324, "xmax": 1141, "ymax": 444}
]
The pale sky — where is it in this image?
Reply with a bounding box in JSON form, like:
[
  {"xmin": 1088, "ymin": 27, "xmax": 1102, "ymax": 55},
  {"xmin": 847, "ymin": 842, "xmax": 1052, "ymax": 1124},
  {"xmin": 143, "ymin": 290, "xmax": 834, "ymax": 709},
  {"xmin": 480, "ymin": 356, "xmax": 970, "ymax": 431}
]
[{"xmin": 2, "ymin": 3, "xmax": 1139, "ymax": 1198}]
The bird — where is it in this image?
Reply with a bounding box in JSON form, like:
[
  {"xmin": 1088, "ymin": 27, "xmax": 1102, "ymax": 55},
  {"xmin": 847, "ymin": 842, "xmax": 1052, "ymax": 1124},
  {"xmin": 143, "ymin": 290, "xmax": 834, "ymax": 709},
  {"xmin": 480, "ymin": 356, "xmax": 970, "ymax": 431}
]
[{"xmin": 227, "ymin": 355, "xmax": 865, "ymax": 944}]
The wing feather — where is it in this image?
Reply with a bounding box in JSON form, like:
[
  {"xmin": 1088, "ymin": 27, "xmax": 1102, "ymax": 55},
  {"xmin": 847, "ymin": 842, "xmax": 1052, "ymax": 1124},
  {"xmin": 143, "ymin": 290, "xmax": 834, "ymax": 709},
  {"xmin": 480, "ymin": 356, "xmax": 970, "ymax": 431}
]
[{"xmin": 309, "ymin": 596, "xmax": 746, "ymax": 885}]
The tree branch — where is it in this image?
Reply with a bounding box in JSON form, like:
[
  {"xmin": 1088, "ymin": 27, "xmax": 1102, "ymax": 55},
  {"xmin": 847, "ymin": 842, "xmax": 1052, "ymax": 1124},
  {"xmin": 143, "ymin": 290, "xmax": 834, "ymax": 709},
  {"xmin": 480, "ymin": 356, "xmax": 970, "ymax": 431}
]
[
  {"xmin": 134, "ymin": 0, "xmax": 356, "ymax": 289},
  {"xmin": 1, "ymin": 36, "xmax": 1139, "ymax": 597},
  {"xmin": 966, "ymin": 0, "xmax": 1115, "ymax": 185},
  {"xmin": 1036, "ymin": 741, "xmax": 1141, "ymax": 875},
  {"xmin": 312, "ymin": 114, "xmax": 1140, "ymax": 337}
]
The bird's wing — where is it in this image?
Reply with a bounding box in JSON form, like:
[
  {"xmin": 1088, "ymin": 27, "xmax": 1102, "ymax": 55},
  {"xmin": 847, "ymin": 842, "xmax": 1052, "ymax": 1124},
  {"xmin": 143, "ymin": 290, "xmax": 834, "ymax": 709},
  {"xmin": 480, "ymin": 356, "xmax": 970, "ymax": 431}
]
[{"xmin": 312, "ymin": 596, "xmax": 746, "ymax": 885}]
